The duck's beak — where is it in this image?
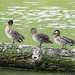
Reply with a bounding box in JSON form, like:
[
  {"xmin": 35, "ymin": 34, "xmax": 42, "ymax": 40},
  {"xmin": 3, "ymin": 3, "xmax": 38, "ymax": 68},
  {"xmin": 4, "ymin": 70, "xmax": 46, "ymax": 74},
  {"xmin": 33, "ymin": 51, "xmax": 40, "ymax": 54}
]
[{"xmin": 51, "ymin": 33, "xmax": 54, "ymax": 36}]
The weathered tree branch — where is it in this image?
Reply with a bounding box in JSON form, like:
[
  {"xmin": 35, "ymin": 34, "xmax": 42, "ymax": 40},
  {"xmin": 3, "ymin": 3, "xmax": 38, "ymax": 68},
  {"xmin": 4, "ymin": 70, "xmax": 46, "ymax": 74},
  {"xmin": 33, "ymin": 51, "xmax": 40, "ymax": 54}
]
[{"xmin": 0, "ymin": 43, "xmax": 75, "ymax": 72}]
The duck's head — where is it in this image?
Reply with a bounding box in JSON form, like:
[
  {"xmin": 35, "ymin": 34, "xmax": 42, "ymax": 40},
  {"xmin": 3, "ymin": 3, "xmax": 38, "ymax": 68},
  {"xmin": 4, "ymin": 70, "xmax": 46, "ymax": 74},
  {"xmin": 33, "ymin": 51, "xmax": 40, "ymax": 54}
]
[
  {"xmin": 30, "ymin": 28, "xmax": 37, "ymax": 34},
  {"xmin": 53, "ymin": 30, "xmax": 60, "ymax": 36},
  {"xmin": 8, "ymin": 20, "xmax": 13, "ymax": 26}
]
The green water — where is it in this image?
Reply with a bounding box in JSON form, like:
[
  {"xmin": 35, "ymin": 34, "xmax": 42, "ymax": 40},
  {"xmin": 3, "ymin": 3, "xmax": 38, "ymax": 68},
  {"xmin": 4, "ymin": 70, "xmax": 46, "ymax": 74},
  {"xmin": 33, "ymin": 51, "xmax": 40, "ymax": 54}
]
[
  {"xmin": 0, "ymin": 67, "xmax": 75, "ymax": 75},
  {"xmin": 0, "ymin": 0, "xmax": 75, "ymax": 49}
]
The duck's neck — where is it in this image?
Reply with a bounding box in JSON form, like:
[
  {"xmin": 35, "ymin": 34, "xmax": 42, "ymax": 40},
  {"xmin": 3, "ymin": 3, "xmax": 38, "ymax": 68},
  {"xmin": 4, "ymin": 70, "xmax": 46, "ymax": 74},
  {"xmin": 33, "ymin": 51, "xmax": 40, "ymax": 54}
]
[
  {"xmin": 53, "ymin": 35, "xmax": 59, "ymax": 39},
  {"xmin": 31, "ymin": 32, "xmax": 37, "ymax": 36},
  {"xmin": 8, "ymin": 24, "xmax": 12, "ymax": 27}
]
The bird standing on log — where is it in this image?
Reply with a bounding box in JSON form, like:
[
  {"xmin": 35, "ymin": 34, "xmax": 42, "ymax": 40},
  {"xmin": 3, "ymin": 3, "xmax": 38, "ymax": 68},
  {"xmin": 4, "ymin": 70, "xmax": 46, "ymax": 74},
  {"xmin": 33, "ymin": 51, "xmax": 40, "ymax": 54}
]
[
  {"xmin": 5, "ymin": 20, "xmax": 25, "ymax": 44},
  {"xmin": 52, "ymin": 30, "xmax": 75, "ymax": 49},
  {"xmin": 30, "ymin": 28, "xmax": 53, "ymax": 47}
]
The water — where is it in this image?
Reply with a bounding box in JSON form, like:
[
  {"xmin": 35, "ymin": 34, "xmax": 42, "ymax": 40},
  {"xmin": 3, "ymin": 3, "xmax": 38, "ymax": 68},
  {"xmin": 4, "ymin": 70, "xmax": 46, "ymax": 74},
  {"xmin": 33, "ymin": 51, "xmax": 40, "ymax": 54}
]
[
  {"xmin": 0, "ymin": 67, "xmax": 75, "ymax": 75},
  {"xmin": 0, "ymin": 0, "xmax": 75, "ymax": 28},
  {"xmin": 0, "ymin": 0, "xmax": 75, "ymax": 49}
]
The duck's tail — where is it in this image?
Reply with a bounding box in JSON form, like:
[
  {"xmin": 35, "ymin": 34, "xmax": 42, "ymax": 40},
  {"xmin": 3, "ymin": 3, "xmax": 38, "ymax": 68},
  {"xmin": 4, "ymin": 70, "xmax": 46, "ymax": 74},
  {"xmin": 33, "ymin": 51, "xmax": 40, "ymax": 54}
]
[
  {"xmin": 18, "ymin": 35, "xmax": 25, "ymax": 43},
  {"xmin": 70, "ymin": 40, "xmax": 75, "ymax": 46},
  {"xmin": 49, "ymin": 40, "xmax": 53, "ymax": 44}
]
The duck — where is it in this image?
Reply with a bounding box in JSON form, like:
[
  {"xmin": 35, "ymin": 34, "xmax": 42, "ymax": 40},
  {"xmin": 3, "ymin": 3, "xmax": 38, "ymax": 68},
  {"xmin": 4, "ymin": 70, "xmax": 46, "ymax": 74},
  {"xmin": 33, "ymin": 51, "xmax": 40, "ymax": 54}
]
[
  {"xmin": 52, "ymin": 30, "xmax": 75, "ymax": 49},
  {"xmin": 5, "ymin": 20, "xmax": 25, "ymax": 44},
  {"xmin": 30, "ymin": 28, "xmax": 53, "ymax": 47}
]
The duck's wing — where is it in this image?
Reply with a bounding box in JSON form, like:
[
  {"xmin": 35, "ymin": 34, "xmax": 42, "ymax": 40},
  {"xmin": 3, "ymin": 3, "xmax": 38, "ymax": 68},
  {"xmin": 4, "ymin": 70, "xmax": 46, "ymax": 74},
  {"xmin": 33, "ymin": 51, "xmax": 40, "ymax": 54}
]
[
  {"xmin": 13, "ymin": 30, "xmax": 25, "ymax": 40},
  {"xmin": 36, "ymin": 33, "xmax": 53, "ymax": 43},
  {"xmin": 9, "ymin": 28, "xmax": 25, "ymax": 42},
  {"xmin": 60, "ymin": 36, "xmax": 75, "ymax": 45}
]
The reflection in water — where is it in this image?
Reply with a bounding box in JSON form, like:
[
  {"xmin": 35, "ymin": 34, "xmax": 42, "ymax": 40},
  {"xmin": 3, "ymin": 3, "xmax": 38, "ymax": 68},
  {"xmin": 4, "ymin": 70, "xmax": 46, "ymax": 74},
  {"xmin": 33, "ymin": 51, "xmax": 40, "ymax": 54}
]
[
  {"xmin": 8, "ymin": 6, "xmax": 28, "ymax": 9},
  {"xmin": 0, "ymin": 67, "xmax": 75, "ymax": 75},
  {"xmin": 16, "ymin": 28, "xmax": 23, "ymax": 30},
  {"xmin": 23, "ymin": 2, "xmax": 37, "ymax": 5},
  {"xmin": 8, "ymin": 9, "xmax": 16, "ymax": 11}
]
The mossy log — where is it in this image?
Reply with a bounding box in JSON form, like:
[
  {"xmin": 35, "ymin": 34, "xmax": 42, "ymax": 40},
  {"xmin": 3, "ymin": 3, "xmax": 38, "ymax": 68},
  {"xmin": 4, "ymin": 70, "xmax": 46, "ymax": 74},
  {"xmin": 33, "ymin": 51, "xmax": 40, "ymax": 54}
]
[{"xmin": 0, "ymin": 43, "xmax": 75, "ymax": 72}]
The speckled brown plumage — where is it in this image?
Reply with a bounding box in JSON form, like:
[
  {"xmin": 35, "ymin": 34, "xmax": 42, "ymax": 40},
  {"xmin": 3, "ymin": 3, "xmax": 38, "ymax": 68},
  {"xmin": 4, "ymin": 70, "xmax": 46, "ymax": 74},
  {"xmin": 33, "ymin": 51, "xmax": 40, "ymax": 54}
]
[{"xmin": 30, "ymin": 28, "xmax": 53, "ymax": 47}]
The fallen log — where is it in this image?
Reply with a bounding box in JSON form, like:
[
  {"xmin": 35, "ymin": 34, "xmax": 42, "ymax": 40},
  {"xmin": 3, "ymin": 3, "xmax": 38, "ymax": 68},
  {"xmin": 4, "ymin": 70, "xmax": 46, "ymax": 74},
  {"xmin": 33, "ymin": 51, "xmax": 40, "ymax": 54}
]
[{"xmin": 0, "ymin": 43, "xmax": 75, "ymax": 72}]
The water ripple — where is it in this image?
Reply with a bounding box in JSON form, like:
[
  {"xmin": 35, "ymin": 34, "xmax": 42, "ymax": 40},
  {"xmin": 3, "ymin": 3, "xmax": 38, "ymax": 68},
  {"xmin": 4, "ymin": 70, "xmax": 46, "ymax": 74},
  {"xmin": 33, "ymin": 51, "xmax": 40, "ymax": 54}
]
[
  {"xmin": 8, "ymin": 6, "xmax": 28, "ymax": 9},
  {"xmin": 16, "ymin": 28, "xmax": 23, "ymax": 30},
  {"xmin": 0, "ymin": 2, "xmax": 75, "ymax": 29},
  {"xmin": 8, "ymin": 9, "xmax": 16, "ymax": 11},
  {"xmin": 39, "ymin": 6, "xmax": 61, "ymax": 10},
  {"xmin": 23, "ymin": 2, "xmax": 37, "ymax": 4}
]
